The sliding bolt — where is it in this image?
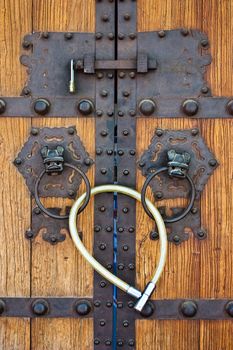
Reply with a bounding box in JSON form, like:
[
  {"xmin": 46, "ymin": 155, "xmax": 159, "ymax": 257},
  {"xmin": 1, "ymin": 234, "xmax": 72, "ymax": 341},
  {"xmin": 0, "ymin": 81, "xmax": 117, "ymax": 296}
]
[{"xmin": 69, "ymin": 59, "xmax": 75, "ymax": 93}]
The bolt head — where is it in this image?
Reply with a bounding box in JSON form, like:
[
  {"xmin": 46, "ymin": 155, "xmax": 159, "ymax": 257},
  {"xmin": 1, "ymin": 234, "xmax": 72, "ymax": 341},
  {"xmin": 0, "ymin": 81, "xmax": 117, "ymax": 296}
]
[
  {"xmin": 156, "ymin": 128, "xmax": 164, "ymax": 137},
  {"xmin": 180, "ymin": 301, "xmax": 197, "ymax": 317},
  {"xmin": 150, "ymin": 231, "xmax": 159, "ymax": 240},
  {"xmin": 191, "ymin": 128, "xmax": 199, "ymax": 136},
  {"xmin": 14, "ymin": 157, "xmax": 22, "ymax": 166},
  {"xmin": 0, "ymin": 300, "xmax": 5, "ymax": 314},
  {"xmin": 68, "ymin": 126, "xmax": 76, "ymax": 135},
  {"xmin": 226, "ymin": 100, "xmax": 233, "ymax": 115},
  {"xmin": 34, "ymin": 99, "xmax": 50, "ymax": 115},
  {"xmin": 0, "ymin": 99, "xmax": 6, "ymax": 114},
  {"xmin": 64, "ymin": 32, "xmax": 73, "ymax": 40},
  {"xmin": 197, "ymin": 229, "xmax": 207, "ymax": 239},
  {"xmin": 158, "ymin": 30, "xmax": 166, "ymax": 38},
  {"xmin": 140, "ymin": 301, "xmax": 155, "ymax": 317},
  {"xmin": 225, "ymin": 301, "xmax": 233, "ymax": 317},
  {"xmin": 155, "ymin": 191, "xmax": 163, "ymax": 200},
  {"xmin": 25, "ymin": 230, "xmax": 34, "ymax": 239},
  {"xmin": 201, "ymin": 86, "xmax": 209, "ymax": 94},
  {"xmin": 75, "ymin": 300, "xmax": 92, "ymax": 316},
  {"xmin": 77, "ymin": 99, "xmax": 94, "ymax": 115},
  {"xmin": 173, "ymin": 235, "xmax": 181, "ymax": 243},
  {"xmin": 139, "ymin": 99, "xmax": 156, "ymax": 116},
  {"xmin": 32, "ymin": 299, "xmax": 49, "ymax": 316},
  {"xmin": 182, "ymin": 99, "xmax": 199, "ymax": 116},
  {"xmin": 208, "ymin": 159, "xmax": 217, "ymax": 167},
  {"xmin": 31, "ymin": 128, "xmax": 39, "ymax": 136}
]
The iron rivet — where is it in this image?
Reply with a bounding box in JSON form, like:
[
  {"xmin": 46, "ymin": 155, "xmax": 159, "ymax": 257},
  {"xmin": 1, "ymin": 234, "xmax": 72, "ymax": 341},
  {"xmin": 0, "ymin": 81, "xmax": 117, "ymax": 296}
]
[
  {"xmin": 108, "ymin": 32, "xmax": 114, "ymax": 40},
  {"xmin": 101, "ymin": 130, "xmax": 108, "ymax": 137},
  {"xmin": 129, "ymin": 109, "xmax": 136, "ymax": 116},
  {"xmin": 96, "ymin": 110, "xmax": 103, "ymax": 117},
  {"xmin": 107, "ymin": 110, "xmax": 114, "ymax": 117},
  {"xmin": 140, "ymin": 301, "xmax": 155, "ymax": 317},
  {"xmin": 191, "ymin": 207, "xmax": 198, "ymax": 214},
  {"xmin": 117, "ymin": 302, "xmax": 123, "ymax": 309},
  {"xmin": 122, "ymin": 207, "xmax": 129, "ymax": 213},
  {"xmin": 118, "ymin": 150, "xmax": 124, "ymax": 156},
  {"xmin": 25, "ymin": 230, "xmax": 34, "ymax": 239},
  {"xmin": 123, "ymin": 245, "xmax": 129, "ymax": 251},
  {"xmin": 94, "ymin": 225, "xmax": 101, "ymax": 232},
  {"xmin": 128, "ymin": 263, "xmax": 135, "ymax": 270},
  {"xmin": 64, "ymin": 32, "xmax": 73, "ymax": 40},
  {"xmin": 50, "ymin": 236, "xmax": 57, "ymax": 243},
  {"xmin": 100, "ymin": 281, "xmax": 106, "ymax": 288},
  {"xmin": 106, "ymin": 263, "xmax": 112, "ymax": 270},
  {"xmin": 100, "ymin": 89, "xmax": 108, "ymax": 97},
  {"xmin": 68, "ymin": 189, "xmax": 75, "ymax": 197},
  {"xmin": 95, "ymin": 32, "xmax": 103, "ymax": 40},
  {"xmin": 84, "ymin": 158, "xmax": 92, "ymax": 166},
  {"xmin": 117, "ymin": 339, "xmax": 124, "ymax": 347},
  {"xmin": 128, "ymin": 339, "xmax": 135, "ymax": 347},
  {"xmin": 94, "ymin": 300, "xmax": 101, "ymax": 307},
  {"xmin": 191, "ymin": 128, "xmax": 199, "ymax": 136},
  {"xmin": 118, "ymin": 227, "xmax": 124, "ymax": 233},
  {"xmin": 173, "ymin": 235, "xmax": 180, "ymax": 243},
  {"xmin": 99, "ymin": 319, "xmax": 106, "ymax": 326},
  {"xmin": 156, "ymin": 128, "xmax": 164, "ymax": 137},
  {"xmin": 97, "ymin": 72, "xmax": 103, "ymax": 79},
  {"xmin": 138, "ymin": 161, "xmax": 145, "ymax": 167},
  {"xmin": 101, "ymin": 168, "xmax": 107, "ymax": 174},
  {"xmin": 31, "ymin": 127, "xmax": 39, "ymax": 136},
  {"xmin": 0, "ymin": 300, "xmax": 5, "ymax": 314},
  {"xmin": 42, "ymin": 32, "xmax": 49, "ymax": 39},
  {"xmin": 158, "ymin": 30, "xmax": 166, "ymax": 38},
  {"xmin": 129, "ymin": 33, "xmax": 136, "ymax": 39},
  {"xmin": 208, "ymin": 159, "xmax": 217, "ymax": 167},
  {"xmin": 75, "ymin": 300, "xmax": 91, "ymax": 316},
  {"xmin": 118, "ymin": 33, "xmax": 125, "ymax": 40},
  {"xmin": 129, "ymin": 71, "xmax": 136, "ymax": 79},
  {"xmin": 33, "ymin": 207, "xmax": 41, "ymax": 215},
  {"xmin": 201, "ymin": 86, "xmax": 209, "ymax": 94},
  {"xmin": 34, "ymin": 98, "xmax": 50, "ymax": 115},
  {"xmin": 94, "ymin": 339, "xmax": 100, "ymax": 345},
  {"xmin": 14, "ymin": 157, "xmax": 22, "ymax": 165},
  {"xmin": 139, "ymin": 99, "xmax": 156, "ymax": 116},
  {"xmin": 201, "ymin": 39, "xmax": 209, "ymax": 47},
  {"xmin": 102, "ymin": 14, "xmax": 109, "ymax": 22},
  {"xmin": 124, "ymin": 13, "xmax": 131, "ymax": 20},
  {"xmin": 129, "ymin": 149, "xmax": 135, "ymax": 155},
  {"xmin": 106, "ymin": 226, "xmax": 112, "ymax": 232},
  {"xmin": 123, "ymin": 169, "xmax": 129, "ymax": 175},
  {"xmin": 22, "ymin": 87, "xmax": 31, "ymax": 96},
  {"xmin": 150, "ymin": 231, "xmax": 159, "ymax": 240},
  {"xmin": 105, "ymin": 340, "xmax": 111, "ymax": 346},
  {"xmin": 226, "ymin": 100, "xmax": 233, "ymax": 115},
  {"xmin": 182, "ymin": 99, "xmax": 199, "ymax": 116},
  {"xmin": 118, "ymin": 263, "xmax": 125, "ymax": 270},
  {"xmin": 180, "ymin": 301, "xmax": 198, "ymax": 317},
  {"xmin": 128, "ymin": 301, "xmax": 134, "ymax": 308},
  {"xmin": 181, "ymin": 28, "xmax": 189, "ymax": 36},
  {"xmin": 197, "ymin": 230, "xmax": 206, "ymax": 238},
  {"xmin": 225, "ymin": 301, "xmax": 233, "ymax": 317},
  {"xmin": 118, "ymin": 111, "xmax": 124, "ymax": 117},
  {"xmin": 32, "ymin": 299, "xmax": 49, "ymax": 316},
  {"xmin": 77, "ymin": 99, "xmax": 94, "ymax": 115},
  {"xmin": 123, "ymin": 91, "xmax": 130, "ymax": 97},
  {"xmin": 106, "ymin": 301, "xmax": 112, "ymax": 307},
  {"xmin": 123, "ymin": 129, "xmax": 129, "ymax": 136},
  {"xmin": 99, "ymin": 243, "xmax": 106, "ymax": 250},
  {"xmin": 96, "ymin": 148, "xmax": 103, "ymax": 155},
  {"xmin": 128, "ymin": 227, "xmax": 135, "ymax": 233},
  {"xmin": 107, "ymin": 149, "xmax": 113, "ymax": 155},
  {"xmin": 67, "ymin": 126, "xmax": 75, "ymax": 135},
  {"xmin": 22, "ymin": 40, "xmax": 31, "ymax": 49},
  {"xmin": 155, "ymin": 191, "xmax": 163, "ymax": 200},
  {"xmin": 119, "ymin": 72, "xmax": 125, "ymax": 78},
  {"xmin": 99, "ymin": 206, "xmax": 106, "ymax": 212},
  {"xmin": 123, "ymin": 320, "xmax": 129, "ymax": 327},
  {"xmin": 108, "ymin": 73, "xmax": 113, "ymax": 79},
  {"xmin": 0, "ymin": 99, "xmax": 6, "ymax": 114}
]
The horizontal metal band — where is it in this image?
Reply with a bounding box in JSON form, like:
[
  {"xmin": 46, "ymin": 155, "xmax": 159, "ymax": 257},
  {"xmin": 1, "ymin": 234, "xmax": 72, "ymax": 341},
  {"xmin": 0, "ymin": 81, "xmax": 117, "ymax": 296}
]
[
  {"xmin": 0, "ymin": 298, "xmax": 232, "ymax": 319},
  {"xmin": 0, "ymin": 96, "xmax": 233, "ymax": 118}
]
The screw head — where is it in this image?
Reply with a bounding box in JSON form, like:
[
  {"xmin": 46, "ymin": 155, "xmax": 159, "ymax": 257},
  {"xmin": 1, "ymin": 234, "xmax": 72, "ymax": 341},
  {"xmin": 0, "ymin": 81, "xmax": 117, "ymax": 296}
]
[
  {"xmin": 95, "ymin": 32, "xmax": 103, "ymax": 40},
  {"xmin": 94, "ymin": 338, "xmax": 100, "ymax": 345},
  {"xmin": 94, "ymin": 225, "xmax": 101, "ymax": 232},
  {"xmin": 173, "ymin": 235, "xmax": 181, "ymax": 244},
  {"xmin": 14, "ymin": 157, "xmax": 22, "ymax": 166},
  {"xmin": 197, "ymin": 229, "xmax": 207, "ymax": 239},
  {"xmin": 128, "ymin": 339, "xmax": 135, "ymax": 347},
  {"xmin": 191, "ymin": 128, "xmax": 199, "ymax": 136},
  {"xmin": 108, "ymin": 32, "xmax": 114, "ymax": 40},
  {"xmin": 105, "ymin": 339, "xmax": 111, "ymax": 346},
  {"xmin": 225, "ymin": 301, "xmax": 233, "ymax": 317},
  {"xmin": 139, "ymin": 99, "xmax": 156, "ymax": 116},
  {"xmin": 155, "ymin": 191, "xmax": 163, "ymax": 200},
  {"xmin": 191, "ymin": 207, "xmax": 198, "ymax": 214},
  {"xmin": 180, "ymin": 301, "xmax": 197, "ymax": 317},
  {"xmin": 226, "ymin": 100, "xmax": 233, "ymax": 115},
  {"xmin": 77, "ymin": 99, "xmax": 94, "ymax": 115},
  {"xmin": 75, "ymin": 300, "xmax": 92, "ymax": 316},
  {"xmin": 182, "ymin": 99, "xmax": 199, "ymax": 116},
  {"xmin": 84, "ymin": 158, "xmax": 92, "ymax": 166},
  {"xmin": 117, "ymin": 339, "xmax": 124, "ymax": 347},
  {"xmin": 156, "ymin": 128, "xmax": 164, "ymax": 137},
  {"xmin": 150, "ymin": 231, "xmax": 159, "ymax": 240},
  {"xmin": 100, "ymin": 90, "xmax": 108, "ymax": 97},
  {"xmin": 123, "ymin": 320, "xmax": 129, "ymax": 327},
  {"xmin": 118, "ymin": 263, "xmax": 124, "ymax": 270},
  {"xmin": 208, "ymin": 159, "xmax": 217, "ymax": 167},
  {"xmin": 118, "ymin": 33, "xmax": 125, "ymax": 40},
  {"xmin": 68, "ymin": 126, "xmax": 75, "ymax": 135},
  {"xmin": 34, "ymin": 99, "xmax": 50, "ymax": 115},
  {"xmin": 22, "ymin": 87, "xmax": 31, "ymax": 96},
  {"xmin": 0, "ymin": 99, "xmax": 6, "ymax": 114},
  {"xmin": 32, "ymin": 299, "xmax": 49, "ymax": 316},
  {"xmin": 33, "ymin": 207, "xmax": 41, "ymax": 215},
  {"xmin": 0, "ymin": 300, "xmax": 5, "ymax": 314},
  {"xmin": 31, "ymin": 128, "xmax": 39, "ymax": 136},
  {"xmin": 140, "ymin": 301, "xmax": 155, "ymax": 317},
  {"xmin": 201, "ymin": 86, "xmax": 209, "ymax": 94},
  {"xmin": 25, "ymin": 230, "xmax": 34, "ymax": 239},
  {"xmin": 64, "ymin": 32, "xmax": 73, "ymax": 40},
  {"xmin": 99, "ymin": 243, "xmax": 106, "ymax": 250},
  {"xmin": 158, "ymin": 30, "xmax": 166, "ymax": 38}
]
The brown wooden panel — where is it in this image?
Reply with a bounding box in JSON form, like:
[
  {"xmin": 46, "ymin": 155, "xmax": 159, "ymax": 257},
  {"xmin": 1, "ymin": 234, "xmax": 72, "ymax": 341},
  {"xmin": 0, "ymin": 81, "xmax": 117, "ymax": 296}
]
[
  {"xmin": 137, "ymin": 0, "xmax": 233, "ymax": 349},
  {"xmin": 0, "ymin": 0, "xmax": 32, "ymax": 348}
]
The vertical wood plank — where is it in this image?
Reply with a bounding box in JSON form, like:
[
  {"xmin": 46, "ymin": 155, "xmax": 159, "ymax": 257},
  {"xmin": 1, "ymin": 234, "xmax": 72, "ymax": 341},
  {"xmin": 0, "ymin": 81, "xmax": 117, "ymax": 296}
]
[
  {"xmin": 31, "ymin": 1, "xmax": 95, "ymax": 349},
  {"xmin": 0, "ymin": 0, "xmax": 32, "ymax": 349}
]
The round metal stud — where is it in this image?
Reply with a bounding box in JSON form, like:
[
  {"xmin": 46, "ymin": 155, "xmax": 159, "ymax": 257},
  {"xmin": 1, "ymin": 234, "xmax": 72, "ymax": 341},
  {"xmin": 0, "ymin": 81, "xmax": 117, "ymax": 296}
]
[
  {"xmin": 182, "ymin": 99, "xmax": 199, "ymax": 116},
  {"xmin": 77, "ymin": 99, "xmax": 94, "ymax": 115},
  {"xmin": 139, "ymin": 99, "xmax": 156, "ymax": 116},
  {"xmin": 64, "ymin": 32, "xmax": 73, "ymax": 40},
  {"xmin": 0, "ymin": 99, "xmax": 6, "ymax": 114},
  {"xmin": 0, "ymin": 300, "xmax": 5, "ymax": 314},
  {"xmin": 14, "ymin": 157, "xmax": 22, "ymax": 166},
  {"xmin": 156, "ymin": 128, "xmax": 164, "ymax": 137},
  {"xmin": 140, "ymin": 301, "xmax": 154, "ymax": 318},
  {"xmin": 226, "ymin": 100, "xmax": 233, "ymax": 115},
  {"xmin": 32, "ymin": 299, "xmax": 49, "ymax": 316},
  {"xmin": 225, "ymin": 301, "xmax": 233, "ymax": 317},
  {"xmin": 33, "ymin": 99, "xmax": 50, "ymax": 115},
  {"xmin": 208, "ymin": 159, "xmax": 217, "ymax": 167},
  {"xmin": 31, "ymin": 127, "xmax": 39, "ymax": 136},
  {"xmin": 180, "ymin": 301, "xmax": 198, "ymax": 317},
  {"xmin": 75, "ymin": 300, "xmax": 92, "ymax": 316}
]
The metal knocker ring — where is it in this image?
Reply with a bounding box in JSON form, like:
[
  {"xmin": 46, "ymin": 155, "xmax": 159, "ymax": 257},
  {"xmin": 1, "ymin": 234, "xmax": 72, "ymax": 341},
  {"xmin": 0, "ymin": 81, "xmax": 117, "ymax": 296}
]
[
  {"xmin": 69, "ymin": 184, "xmax": 168, "ymax": 312},
  {"xmin": 141, "ymin": 166, "xmax": 196, "ymax": 223},
  {"xmin": 34, "ymin": 163, "xmax": 91, "ymax": 220}
]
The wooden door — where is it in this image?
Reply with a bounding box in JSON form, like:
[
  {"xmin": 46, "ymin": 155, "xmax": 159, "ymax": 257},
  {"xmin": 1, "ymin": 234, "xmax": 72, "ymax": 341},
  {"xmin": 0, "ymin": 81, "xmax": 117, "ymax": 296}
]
[{"xmin": 0, "ymin": 1, "xmax": 232, "ymax": 349}]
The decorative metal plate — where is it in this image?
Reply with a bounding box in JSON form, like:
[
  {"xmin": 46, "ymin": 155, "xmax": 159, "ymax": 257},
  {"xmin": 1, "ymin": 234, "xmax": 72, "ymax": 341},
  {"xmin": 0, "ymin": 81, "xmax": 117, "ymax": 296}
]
[{"xmin": 14, "ymin": 126, "xmax": 93, "ymax": 198}]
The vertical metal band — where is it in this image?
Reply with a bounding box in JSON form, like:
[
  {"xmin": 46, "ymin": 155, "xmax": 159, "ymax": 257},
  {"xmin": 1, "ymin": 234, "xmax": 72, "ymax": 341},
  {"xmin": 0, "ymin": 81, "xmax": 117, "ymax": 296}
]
[
  {"xmin": 94, "ymin": 0, "xmax": 116, "ymax": 347},
  {"xmin": 116, "ymin": 1, "xmax": 137, "ymax": 348}
]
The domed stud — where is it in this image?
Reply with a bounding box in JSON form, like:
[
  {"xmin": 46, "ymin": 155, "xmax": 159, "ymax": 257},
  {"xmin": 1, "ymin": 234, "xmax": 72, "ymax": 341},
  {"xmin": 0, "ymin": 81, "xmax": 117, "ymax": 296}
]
[
  {"xmin": 77, "ymin": 99, "xmax": 94, "ymax": 115},
  {"xmin": 182, "ymin": 99, "xmax": 199, "ymax": 116},
  {"xmin": 139, "ymin": 99, "xmax": 156, "ymax": 116},
  {"xmin": 225, "ymin": 301, "xmax": 233, "ymax": 317},
  {"xmin": 33, "ymin": 99, "xmax": 50, "ymax": 115},
  {"xmin": 140, "ymin": 301, "xmax": 155, "ymax": 318},
  {"xmin": 180, "ymin": 301, "xmax": 198, "ymax": 317},
  {"xmin": 32, "ymin": 299, "xmax": 49, "ymax": 316},
  {"xmin": 75, "ymin": 300, "xmax": 92, "ymax": 316}
]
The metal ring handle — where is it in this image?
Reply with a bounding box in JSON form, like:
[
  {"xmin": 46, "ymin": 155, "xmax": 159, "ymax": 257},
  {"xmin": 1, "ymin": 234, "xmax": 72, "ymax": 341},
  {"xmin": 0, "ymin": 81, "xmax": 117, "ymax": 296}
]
[
  {"xmin": 69, "ymin": 184, "xmax": 168, "ymax": 312},
  {"xmin": 34, "ymin": 163, "xmax": 91, "ymax": 220},
  {"xmin": 141, "ymin": 167, "xmax": 196, "ymax": 223}
]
